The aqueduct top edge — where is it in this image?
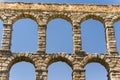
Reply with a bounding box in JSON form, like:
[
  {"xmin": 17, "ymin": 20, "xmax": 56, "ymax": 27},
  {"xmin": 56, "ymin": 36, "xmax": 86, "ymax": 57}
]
[{"xmin": 0, "ymin": 2, "xmax": 120, "ymax": 12}]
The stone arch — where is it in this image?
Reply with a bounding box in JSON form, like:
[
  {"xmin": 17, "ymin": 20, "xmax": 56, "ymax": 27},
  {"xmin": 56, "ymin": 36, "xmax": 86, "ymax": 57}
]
[
  {"xmin": 47, "ymin": 14, "xmax": 72, "ymax": 25},
  {"xmin": 80, "ymin": 14, "xmax": 106, "ymax": 53},
  {"xmin": 46, "ymin": 54, "xmax": 73, "ymax": 69},
  {"xmin": 82, "ymin": 55, "xmax": 109, "ymax": 71},
  {"xmin": 84, "ymin": 58, "xmax": 108, "ymax": 80},
  {"xmin": 11, "ymin": 13, "xmax": 40, "ymax": 25},
  {"xmin": 80, "ymin": 14, "xmax": 105, "ymax": 26},
  {"xmin": 46, "ymin": 16, "xmax": 73, "ymax": 53},
  {"xmin": 47, "ymin": 58, "xmax": 73, "ymax": 80},
  {"xmin": 5, "ymin": 54, "xmax": 36, "ymax": 71},
  {"xmin": 11, "ymin": 15, "xmax": 38, "ymax": 52}
]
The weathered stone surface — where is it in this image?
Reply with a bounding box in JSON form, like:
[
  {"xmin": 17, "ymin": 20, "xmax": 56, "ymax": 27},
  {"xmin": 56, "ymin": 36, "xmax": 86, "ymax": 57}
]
[{"xmin": 0, "ymin": 2, "xmax": 120, "ymax": 80}]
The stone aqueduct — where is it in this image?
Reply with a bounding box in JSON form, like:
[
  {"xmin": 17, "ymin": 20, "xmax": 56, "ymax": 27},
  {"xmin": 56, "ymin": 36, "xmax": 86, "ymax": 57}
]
[{"xmin": 1, "ymin": 2, "xmax": 120, "ymax": 80}]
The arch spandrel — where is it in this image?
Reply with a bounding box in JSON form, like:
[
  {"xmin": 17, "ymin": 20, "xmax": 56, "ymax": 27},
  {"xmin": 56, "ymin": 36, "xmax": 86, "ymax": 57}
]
[
  {"xmin": 0, "ymin": 11, "xmax": 9, "ymax": 22},
  {"xmin": 0, "ymin": 16, "xmax": 6, "ymax": 23},
  {"xmin": 112, "ymin": 15, "xmax": 120, "ymax": 24}
]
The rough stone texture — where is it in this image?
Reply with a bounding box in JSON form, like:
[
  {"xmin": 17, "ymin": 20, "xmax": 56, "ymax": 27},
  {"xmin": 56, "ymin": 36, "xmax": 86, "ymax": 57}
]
[{"xmin": 0, "ymin": 2, "xmax": 120, "ymax": 80}]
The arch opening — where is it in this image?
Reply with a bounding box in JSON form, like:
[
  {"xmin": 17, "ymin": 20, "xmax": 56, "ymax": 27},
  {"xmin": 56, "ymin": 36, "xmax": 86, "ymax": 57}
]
[
  {"xmin": 11, "ymin": 18, "xmax": 38, "ymax": 52},
  {"xmin": 81, "ymin": 18, "xmax": 106, "ymax": 53},
  {"xmin": 85, "ymin": 62, "xmax": 108, "ymax": 80},
  {"xmin": 114, "ymin": 20, "xmax": 120, "ymax": 53},
  {"xmin": 47, "ymin": 61, "xmax": 72, "ymax": 80},
  {"xmin": 9, "ymin": 61, "xmax": 36, "ymax": 80},
  {"xmin": 0, "ymin": 19, "xmax": 3, "ymax": 48},
  {"xmin": 46, "ymin": 18, "xmax": 73, "ymax": 53}
]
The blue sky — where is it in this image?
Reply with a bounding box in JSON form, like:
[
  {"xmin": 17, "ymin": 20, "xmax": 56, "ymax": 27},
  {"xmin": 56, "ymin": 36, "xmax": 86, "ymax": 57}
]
[
  {"xmin": 1, "ymin": 0, "xmax": 120, "ymax": 4},
  {"xmin": 0, "ymin": 0, "xmax": 120, "ymax": 80}
]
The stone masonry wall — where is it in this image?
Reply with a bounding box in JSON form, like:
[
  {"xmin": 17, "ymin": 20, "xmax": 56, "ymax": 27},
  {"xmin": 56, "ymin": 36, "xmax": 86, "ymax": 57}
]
[{"xmin": 0, "ymin": 2, "xmax": 120, "ymax": 80}]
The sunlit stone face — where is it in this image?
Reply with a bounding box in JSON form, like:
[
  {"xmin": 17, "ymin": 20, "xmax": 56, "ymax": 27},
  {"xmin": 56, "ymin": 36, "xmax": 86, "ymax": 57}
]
[{"xmin": 0, "ymin": 2, "xmax": 119, "ymax": 80}]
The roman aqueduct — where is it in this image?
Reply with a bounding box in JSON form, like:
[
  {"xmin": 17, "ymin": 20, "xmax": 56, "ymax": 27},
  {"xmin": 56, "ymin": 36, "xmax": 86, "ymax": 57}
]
[{"xmin": 0, "ymin": 2, "xmax": 120, "ymax": 80}]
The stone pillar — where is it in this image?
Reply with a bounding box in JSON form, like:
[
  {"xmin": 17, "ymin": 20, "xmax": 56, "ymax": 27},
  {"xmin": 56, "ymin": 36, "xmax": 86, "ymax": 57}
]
[
  {"xmin": 37, "ymin": 25, "xmax": 46, "ymax": 54},
  {"xmin": 36, "ymin": 69, "xmax": 48, "ymax": 80},
  {"xmin": 105, "ymin": 20, "xmax": 117, "ymax": 54},
  {"xmin": 1, "ymin": 23, "xmax": 12, "ymax": 52},
  {"xmin": 72, "ymin": 69, "xmax": 85, "ymax": 80},
  {"xmin": 109, "ymin": 70, "xmax": 120, "ymax": 80},
  {"xmin": 0, "ymin": 70, "xmax": 9, "ymax": 80},
  {"xmin": 73, "ymin": 23, "xmax": 83, "ymax": 54}
]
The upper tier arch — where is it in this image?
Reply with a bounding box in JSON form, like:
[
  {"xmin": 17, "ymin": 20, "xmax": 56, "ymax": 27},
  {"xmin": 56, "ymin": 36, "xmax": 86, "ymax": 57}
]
[
  {"xmin": 11, "ymin": 13, "xmax": 40, "ymax": 25},
  {"xmin": 47, "ymin": 14, "xmax": 72, "ymax": 25},
  {"xmin": 80, "ymin": 14, "xmax": 105, "ymax": 26},
  {"xmin": 0, "ymin": 2, "xmax": 118, "ymax": 55}
]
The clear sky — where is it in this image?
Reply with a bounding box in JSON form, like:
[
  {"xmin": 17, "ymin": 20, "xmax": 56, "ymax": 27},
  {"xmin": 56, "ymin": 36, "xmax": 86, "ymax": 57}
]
[
  {"xmin": 0, "ymin": 0, "xmax": 120, "ymax": 80},
  {"xmin": 1, "ymin": 0, "xmax": 120, "ymax": 4}
]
